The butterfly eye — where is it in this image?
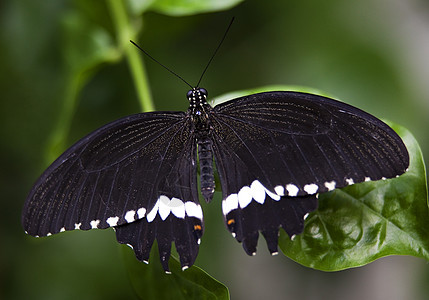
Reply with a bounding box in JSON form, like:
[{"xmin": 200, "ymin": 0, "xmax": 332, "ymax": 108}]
[
  {"xmin": 187, "ymin": 90, "xmax": 194, "ymax": 98},
  {"xmin": 199, "ymin": 88, "xmax": 208, "ymax": 97}
]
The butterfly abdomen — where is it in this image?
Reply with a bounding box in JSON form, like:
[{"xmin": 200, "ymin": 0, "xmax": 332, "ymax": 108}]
[
  {"xmin": 198, "ymin": 137, "xmax": 215, "ymax": 202},
  {"xmin": 187, "ymin": 87, "xmax": 216, "ymax": 202}
]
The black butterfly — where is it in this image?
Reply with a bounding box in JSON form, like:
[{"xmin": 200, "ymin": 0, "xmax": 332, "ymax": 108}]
[{"xmin": 22, "ymin": 87, "xmax": 409, "ymax": 272}]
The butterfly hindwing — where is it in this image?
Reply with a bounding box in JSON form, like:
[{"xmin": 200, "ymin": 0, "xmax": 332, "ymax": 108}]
[
  {"xmin": 211, "ymin": 91, "xmax": 408, "ymax": 253},
  {"xmin": 115, "ymin": 130, "xmax": 203, "ymax": 271}
]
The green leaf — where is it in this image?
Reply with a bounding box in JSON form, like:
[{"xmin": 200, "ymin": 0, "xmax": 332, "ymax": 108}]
[
  {"xmin": 147, "ymin": 0, "xmax": 244, "ymax": 16},
  {"xmin": 122, "ymin": 244, "xmax": 229, "ymax": 300},
  {"xmin": 213, "ymin": 85, "xmax": 428, "ymax": 271},
  {"xmin": 279, "ymin": 122, "xmax": 429, "ymax": 270}
]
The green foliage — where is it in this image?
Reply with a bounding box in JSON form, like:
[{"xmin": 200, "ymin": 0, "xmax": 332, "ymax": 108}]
[{"xmin": 123, "ymin": 245, "xmax": 229, "ymax": 299}]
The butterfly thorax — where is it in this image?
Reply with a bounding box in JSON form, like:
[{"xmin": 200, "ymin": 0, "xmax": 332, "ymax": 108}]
[
  {"xmin": 187, "ymin": 87, "xmax": 215, "ymax": 203},
  {"xmin": 187, "ymin": 87, "xmax": 211, "ymax": 130}
]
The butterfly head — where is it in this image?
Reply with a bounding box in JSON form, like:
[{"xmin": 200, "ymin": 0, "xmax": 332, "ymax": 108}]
[
  {"xmin": 187, "ymin": 87, "xmax": 208, "ymax": 105},
  {"xmin": 187, "ymin": 87, "xmax": 210, "ymax": 115}
]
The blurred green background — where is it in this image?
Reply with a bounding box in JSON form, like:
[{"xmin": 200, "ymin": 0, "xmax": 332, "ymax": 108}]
[{"xmin": 1, "ymin": 0, "xmax": 429, "ymax": 299}]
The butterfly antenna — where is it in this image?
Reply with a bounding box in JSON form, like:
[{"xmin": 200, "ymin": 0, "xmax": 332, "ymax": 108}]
[
  {"xmin": 196, "ymin": 17, "xmax": 235, "ymax": 87},
  {"xmin": 130, "ymin": 40, "xmax": 193, "ymax": 89}
]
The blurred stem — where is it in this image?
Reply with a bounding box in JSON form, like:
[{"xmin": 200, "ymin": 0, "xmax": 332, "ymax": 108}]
[
  {"xmin": 107, "ymin": 0, "xmax": 154, "ymax": 112},
  {"xmin": 44, "ymin": 73, "xmax": 89, "ymax": 164}
]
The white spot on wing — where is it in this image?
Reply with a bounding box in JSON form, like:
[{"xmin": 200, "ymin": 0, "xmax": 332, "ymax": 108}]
[
  {"xmin": 106, "ymin": 216, "xmax": 119, "ymax": 227},
  {"xmin": 47, "ymin": 232, "xmax": 52, "ymax": 236},
  {"xmin": 264, "ymin": 186, "xmax": 280, "ymax": 201},
  {"xmin": 222, "ymin": 193, "xmax": 238, "ymax": 215},
  {"xmin": 324, "ymin": 180, "xmax": 336, "ymax": 191},
  {"xmin": 364, "ymin": 177, "xmax": 371, "ymax": 182},
  {"xmin": 274, "ymin": 185, "xmax": 285, "ymax": 196},
  {"xmin": 124, "ymin": 210, "xmax": 136, "ymax": 223},
  {"xmin": 346, "ymin": 178, "xmax": 354, "ymax": 185},
  {"xmin": 90, "ymin": 219, "xmax": 100, "ymax": 229},
  {"xmin": 250, "ymin": 180, "xmax": 266, "ymax": 204},
  {"xmin": 286, "ymin": 184, "xmax": 299, "ymax": 196},
  {"xmin": 146, "ymin": 201, "xmax": 159, "ymax": 223},
  {"xmin": 74, "ymin": 223, "xmax": 82, "ymax": 230},
  {"xmin": 238, "ymin": 186, "xmax": 252, "ymax": 208},
  {"xmin": 304, "ymin": 183, "xmax": 318, "ymax": 194},
  {"xmin": 137, "ymin": 207, "xmax": 146, "ymax": 219},
  {"xmin": 170, "ymin": 197, "xmax": 186, "ymax": 219},
  {"xmin": 158, "ymin": 195, "xmax": 171, "ymax": 221},
  {"xmin": 185, "ymin": 201, "xmax": 203, "ymax": 220},
  {"xmin": 60, "ymin": 227, "xmax": 65, "ymax": 232}
]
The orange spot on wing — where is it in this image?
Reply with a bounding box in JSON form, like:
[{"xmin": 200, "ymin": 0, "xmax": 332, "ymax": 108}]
[
  {"xmin": 227, "ymin": 219, "xmax": 235, "ymax": 225},
  {"xmin": 194, "ymin": 224, "xmax": 202, "ymax": 231}
]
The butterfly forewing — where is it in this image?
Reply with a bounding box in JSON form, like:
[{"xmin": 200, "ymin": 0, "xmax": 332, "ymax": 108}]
[
  {"xmin": 212, "ymin": 91, "xmax": 408, "ymax": 193},
  {"xmin": 22, "ymin": 111, "xmax": 202, "ymax": 241}
]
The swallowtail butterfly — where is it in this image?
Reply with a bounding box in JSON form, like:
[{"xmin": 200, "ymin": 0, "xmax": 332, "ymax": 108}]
[
  {"xmin": 22, "ymin": 87, "xmax": 409, "ymax": 272},
  {"xmin": 21, "ymin": 21, "xmax": 409, "ymax": 271}
]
